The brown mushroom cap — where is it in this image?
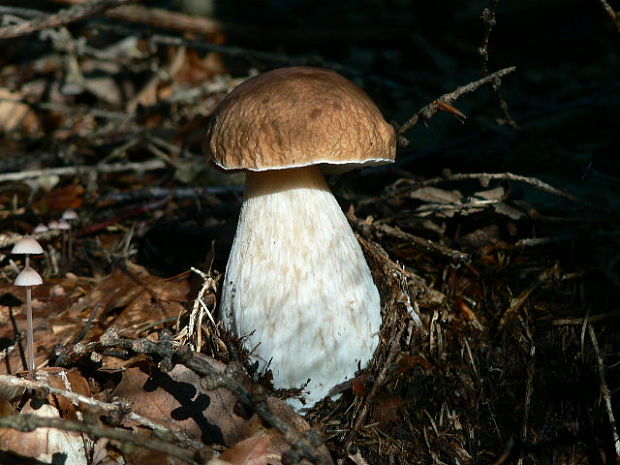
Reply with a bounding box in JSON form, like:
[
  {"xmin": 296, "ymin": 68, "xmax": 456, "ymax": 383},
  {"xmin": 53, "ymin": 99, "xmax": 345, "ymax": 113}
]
[{"xmin": 206, "ymin": 66, "xmax": 396, "ymax": 172}]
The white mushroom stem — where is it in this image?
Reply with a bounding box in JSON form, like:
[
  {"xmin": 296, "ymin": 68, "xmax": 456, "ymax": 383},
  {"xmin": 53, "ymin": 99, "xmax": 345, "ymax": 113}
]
[
  {"xmin": 15, "ymin": 266, "xmax": 42, "ymax": 380},
  {"xmin": 221, "ymin": 165, "xmax": 381, "ymax": 409},
  {"xmin": 26, "ymin": 286, "xmax": 34, "ymax": 379}
]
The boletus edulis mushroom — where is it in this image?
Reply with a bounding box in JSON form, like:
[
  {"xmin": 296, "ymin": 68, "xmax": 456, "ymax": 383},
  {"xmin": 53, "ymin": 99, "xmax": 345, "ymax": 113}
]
[{"xmin": 205, "ymin": 66, "xmax": 396, "ymax": 409}]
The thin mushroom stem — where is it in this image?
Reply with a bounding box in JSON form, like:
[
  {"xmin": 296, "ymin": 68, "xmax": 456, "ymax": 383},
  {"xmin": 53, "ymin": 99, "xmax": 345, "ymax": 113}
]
[
  {"xmin": 26, "ymin": 286, "xmax": 34, "ymax": 379},
  {"xmin": 68, "ymin": 228, "xmax": 73, "ymax": 268},
  {"xmin": 62, "ymin": 231, "xmax": 68, "ymax": 271}
]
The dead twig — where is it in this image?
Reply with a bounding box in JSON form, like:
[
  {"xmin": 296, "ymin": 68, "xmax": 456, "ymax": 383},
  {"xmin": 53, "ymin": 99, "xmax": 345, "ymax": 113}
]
[
  {"xmin": 0, "ymin": 6, "xmax": 46, "ymax": 18},
  {"xmin": 0, "ymin": 374, "xmax": 202, "ymax": 449},
  {"xmin": 344, "ymin": 323, "xmax": 406, "ymax": 452},
  {"xmin": 588, "ymin": 323, "xmax": 620, "ymax": 460},
  {"xmin": 499, "ymin": 265, "xmax": 557, "ymax": 329},
  {"xmin": 0, "ymin": 413, "xmax": 199, "ymax": 464},
  {"xmin": 516, "ymin": 345, "xmax": 535, "ymax": 465},
  {"xmin": 96, "ymin": 186, "xmax": 243, "ymax": 204},
  {"xmin": 478, "ymin": 0, "xmax": 519, "ymax": 128},
  {"xmin": 54, "ymin": 329, "xmax": 329, "ymax": 465},
  {"xmin": 0, "ymin": 159, "xmax": 166, "ymax": 183},
  {"xmin": 51, "ymin": 0, "xmax": 412, "ymax": 44},
  {"xmin": 0, "ymin": 0, "xmax": 139, "ymax": 40},
  {"xmin": 553, "ymin": 311, "xmax": 620, "ymax": 326},
  {"xmin": 398, "ymin": 66, "xmax": 516, "ymax": 137},
  {"xmin": 409, "ymin": 172, "xmax": 583, "ymax": 205},
  {"xmin": 175, "ymin": 267, "xmax": 220, "ymax": 353},
  {"xmin": 373, "ymin": 223, "xmax": 471, "ymax": 266},
  {"xmin": 52, "ymin": 0, "xmax": 223, "ymax": 38},
  {"xmin": 596, "ymin": 0, "xmax": 620, "ymax": 33}
]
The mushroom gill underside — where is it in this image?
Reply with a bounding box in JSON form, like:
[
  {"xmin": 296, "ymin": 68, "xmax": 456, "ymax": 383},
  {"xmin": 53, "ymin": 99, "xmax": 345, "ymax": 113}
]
[{"xmin": 220, "ymin": 166, "xmax": 381, "ymax": 409}]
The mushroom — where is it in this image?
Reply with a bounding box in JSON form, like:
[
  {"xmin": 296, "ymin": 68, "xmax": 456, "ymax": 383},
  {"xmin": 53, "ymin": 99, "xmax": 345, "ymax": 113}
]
[
  {"xmin": 11, "ymin": 236, "xmax": 44, "ymax": 269},
  {"xmin": 57, "ymin": 219, "xmax": 71, "ymax": 271},
  {"xmin": 61, "ymin": 210, "xmax": 78, "ymax": 267},
  {"xmin": 12, "ymin": 236, "xmax": 44, "ymax": 379},
  {"xmin": 33, "ymin": 223, "xmax": 49, "ymax": 234},
  {"xmin": 205, "ymin": 66, "xmax": 396, "ymax": 408},
  {"xmin": 14, "ymin": 266, "xmax": 43, "ymax": 379}
]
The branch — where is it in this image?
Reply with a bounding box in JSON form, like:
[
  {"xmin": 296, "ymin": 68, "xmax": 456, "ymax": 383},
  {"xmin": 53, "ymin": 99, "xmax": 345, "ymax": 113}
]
[
  {"xmin": 398, "ymin": 66, "xmax": 516, "ymax": 136},
  {"xmin": 588, "ymin": 323, "xmax": 620, "ymax": 459},
  {"xmin": 0, "ymin": 0, "xmax": 140, "ymax": 39},
  {"xmin": 0, "ymin": 159, "xmax": 166, "ymax": 183},
  {"xmin": 596, "ymin": 0, "xmax": 620, "ymax": 33},
  {"xmin": 413, "ymin": 172, "xmax": 583, "ymax": 205},
  {"xmin": 0, "ymin": 414, "xmax": 198, "ymax": 464},
  {"xmin": 54, "ymin": 330, "xmax": 330, "ymax": 465},
  {"xmin": 499, "ymin": 265, "xmax": 556, "ymax": 329},
  {"xmin": 0, "ymin": 374, "xmax": 202, "ymax": 449},
  {"xmin": 373, "ymin": 223, "xmax": 471, "ymax": 266},
  {"xmin": 478, "ymin": 1, "xmax": 519, "ymax": 128}
]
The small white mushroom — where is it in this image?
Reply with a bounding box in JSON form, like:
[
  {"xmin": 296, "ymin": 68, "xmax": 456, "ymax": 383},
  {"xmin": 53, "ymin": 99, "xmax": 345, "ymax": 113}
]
[
  {"xmin": 11, "ymin": 236, "xmax": 43, "ymax": 269},
  {"xmin": 61, "ymin": 209, "xmax": 78, "ymax": 221},
  {"xmin": 205, "ymin": 66, "xmax": 396, "ymax": 409},
  {"xmin": 61, "ymin": 211, "xmax": 78, "ymax": 266},
  {"xmin": 15, "ymin": 266, "xmax": 43, "ymax": 287},
  {"xmin": 33, "ymin": 223, "xmax": 49, "ymax": 234},
  {"xmin": 14, "ymin": 266, "xmax": 43, "ymax": 379}
]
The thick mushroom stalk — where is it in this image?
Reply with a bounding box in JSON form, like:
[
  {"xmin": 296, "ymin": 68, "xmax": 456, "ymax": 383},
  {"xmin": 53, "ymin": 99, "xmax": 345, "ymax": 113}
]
[{"xmin": 221, "ymin": 166, "xmax": 381, "ymax": 409}]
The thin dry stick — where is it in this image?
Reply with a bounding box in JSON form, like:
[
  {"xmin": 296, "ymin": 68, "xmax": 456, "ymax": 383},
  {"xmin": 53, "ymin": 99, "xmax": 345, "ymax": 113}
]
[
  {"xmin": 50, "ymin": 0, "xmax": 223, "ymax": 37},
  {"xmin": 596, "ymin": 0, "xmax": 620, "ymax": 33},
  {"xmin": 0, "ymin": 414, "xmax": 198, "ymax": 464},
  {"xmin": 416, "ymin": 172, "xmax": 583, "ymax": 205},
  {"xmin": 588, "ymin": 323, "xmax": 620, "ymax": 459},
  {"xmin": 398, "ymin": 66, "xmax": 516, "ymax": 135},
  {"xmin": 374, "ymin": 223, "xmax": 471, "ymax": 266},
  {"xmin": 553, "ymin": 311, "xmax": 620, "ymax": 326},
  {"xmin": 0, "ymin": 159, "xmax": 166, "ymax": 183},
  {"xmin": 50, "ymin": 0, "xmax": 411, "ymax": 44},
  {"xmin": 0, "ymin": 0, "xmax": 139, "ymax": 39},
  {"xmin": 516, "ymin": 345, "xmax": 535, "ymax": 465},
  {"xmin": 479, "ymin": 0, "xmax": 519, "ymax": 128},
  {"xmin": 0, "ymin": 6, "xmax": 46, "ymax": 18},
  {"xmin": 500, "ymin": 265, "xmax": 556, "ymax": 329},
  {"xmin": 344, "ymin": 324, "xmax": 406, "ymax": 451},
  {"xmin": 0, "ymin": 374, "xmax": 202, "ymax": 449}
]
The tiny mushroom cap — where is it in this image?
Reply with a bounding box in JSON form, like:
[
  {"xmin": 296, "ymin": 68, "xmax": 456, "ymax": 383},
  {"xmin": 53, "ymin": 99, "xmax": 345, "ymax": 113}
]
[
  {"xmin": 206, "ymin": 66, "xmax": 396, "ymax": 172},
  {"xmin": 33, "ymin": 224, "xmax": 49, "ymax": 234},
  {"xmin": 15, "ymin": 267, "xmax": 43, "ymax": 287},
  {"xmin": 62, "ymin": 210, "xmax": 78, "ymax": 221},
  {"xmin": 48, "ymin": 220, "xmax": 59, "ymax": 230},
  {"xmin": 11, "ymin": 236, "xmax": 44, "ymax": 255},
  {"xmin": 57, "ymin": 220, "xmax": 71, "ymax": 230}
]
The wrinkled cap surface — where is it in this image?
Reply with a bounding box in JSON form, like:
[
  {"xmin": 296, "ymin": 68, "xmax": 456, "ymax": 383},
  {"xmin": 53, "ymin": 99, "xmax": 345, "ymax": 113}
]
[{"xmin": 206, "ymin": 66, "xmax": 396, "ymax": 172}]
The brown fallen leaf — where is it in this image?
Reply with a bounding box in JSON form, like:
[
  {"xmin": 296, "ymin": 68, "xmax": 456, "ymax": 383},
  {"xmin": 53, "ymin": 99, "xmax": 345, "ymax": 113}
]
[
  {"xmin": 110, "ymin": 356, "xmax": 248, "ymax": 445},
  {"xmin": 0, "ymin": 88, "xmax": 39, "ymax": 133},
  {"xmin": 0, "ymin": 400, "xmax": 91, "ymax": 465},
  {"xmin": 218, "ymin": 435, "xmax": 269, "ymax": 465},
  {"xmin": 242, "ymin": 398, "xmax": 334, "ymax": 465},
  {"xmin": 36, "ymin": 183, "xmax": 86, "ymax": 211},
  {"xmin": 373, "ymin": 394, "xmax": 403, "ymax": 430}
]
